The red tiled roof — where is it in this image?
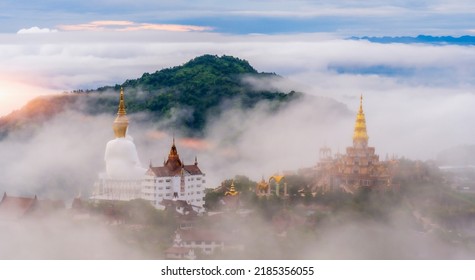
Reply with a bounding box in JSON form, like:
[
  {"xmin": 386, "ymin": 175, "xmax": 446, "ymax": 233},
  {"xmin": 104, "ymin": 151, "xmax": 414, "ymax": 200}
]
[
  {"xmin": 0, "ymin": 193, "xmax": 37, "ymax": 219},
  {"xmin": 183, "ymin": 165, "xmax": 203, "ymax": 175},
  {"xmin": 149, "ymin": 164, "xmax": 203, "ymax": 177}
]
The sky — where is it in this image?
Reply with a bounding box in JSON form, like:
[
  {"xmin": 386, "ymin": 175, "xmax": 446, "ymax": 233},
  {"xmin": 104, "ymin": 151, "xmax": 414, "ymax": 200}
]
[
  {"xmin": 0, "ymin": 1, "xmax": 475, "ymax": 194},
  {"xmin": 1, "ymin": 0, "xmax": 474, "ymax": 113}
]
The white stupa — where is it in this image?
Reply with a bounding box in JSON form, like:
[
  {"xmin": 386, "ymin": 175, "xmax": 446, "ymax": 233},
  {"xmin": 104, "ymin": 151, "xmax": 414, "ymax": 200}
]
[{"xmin": 91, "ymin": 88, "xmax": 146, "ymax": 201}]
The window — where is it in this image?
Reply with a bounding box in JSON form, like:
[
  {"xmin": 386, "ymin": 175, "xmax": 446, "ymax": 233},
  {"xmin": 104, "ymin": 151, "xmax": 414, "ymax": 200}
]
[
  {"xmin": 166, "ymin": 179, "xmax": 171, "ymax": 183},
  {"xmin": 159, "ymin": 180, "xmax": 163, "ymax": 183}
]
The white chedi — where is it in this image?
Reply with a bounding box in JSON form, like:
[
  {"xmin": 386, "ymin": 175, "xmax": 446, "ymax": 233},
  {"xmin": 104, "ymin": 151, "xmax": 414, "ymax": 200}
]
[{"xmin": 104, "ymin": 135, "xmax": 146, "ymax": 180}]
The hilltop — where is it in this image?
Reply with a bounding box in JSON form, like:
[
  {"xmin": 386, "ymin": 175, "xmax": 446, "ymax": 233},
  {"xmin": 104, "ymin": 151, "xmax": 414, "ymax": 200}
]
[{"xmin": 0, "ymin": 55, "xmax": 300, "ymax": 139}]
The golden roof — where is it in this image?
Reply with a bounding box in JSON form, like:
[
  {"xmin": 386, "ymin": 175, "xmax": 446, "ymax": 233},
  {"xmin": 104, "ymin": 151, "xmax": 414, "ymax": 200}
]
[
  {"xmin": 270, "ymin": 175, "xmax": 284, "ymax": 184},
  {"xmin": 112, "ymin": 87, "xmax": 129, "ymax": 138},
  {"xmin": 352, "ymin": 94, "xmax": 369, "ymax": 144},
  {"xmin": 257, "ymin": 177, "xmax": 269, "ymax": 191},
  {"xmin": 225, "ymin": 181, "xmax": 239, "ymax": 196}
]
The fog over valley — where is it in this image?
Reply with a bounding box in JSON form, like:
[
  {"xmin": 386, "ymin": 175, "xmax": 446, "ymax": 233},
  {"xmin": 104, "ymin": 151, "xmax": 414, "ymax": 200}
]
[{"xmin": 1, "ymin": 6, "xmax": 475, "ymax": 259}]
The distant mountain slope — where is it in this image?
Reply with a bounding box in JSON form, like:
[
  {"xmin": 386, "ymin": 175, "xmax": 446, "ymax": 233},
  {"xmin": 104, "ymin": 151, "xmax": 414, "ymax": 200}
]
[
  {"xmin": 350, "ymin": 35, "xmax": 475, "ymax": 46},
  {"xmin": 0, "ymin": 55, "xmax": 301, "ymax": 139}
]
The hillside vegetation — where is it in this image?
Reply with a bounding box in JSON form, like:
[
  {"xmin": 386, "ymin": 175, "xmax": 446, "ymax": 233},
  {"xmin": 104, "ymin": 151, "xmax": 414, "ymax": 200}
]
[{"xmin": 0, "ymin": 54, "xmax": 300, "ymax": 138}]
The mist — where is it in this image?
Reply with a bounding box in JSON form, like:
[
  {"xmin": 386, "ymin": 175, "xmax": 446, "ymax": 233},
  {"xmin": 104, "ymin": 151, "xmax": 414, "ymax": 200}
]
[{"xmin": 1, "ymin": 31, "xmax": 475, "ymax": 259}]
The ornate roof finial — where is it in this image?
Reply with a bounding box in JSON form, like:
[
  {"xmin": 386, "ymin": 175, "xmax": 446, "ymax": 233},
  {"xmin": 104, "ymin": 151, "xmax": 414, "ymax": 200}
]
[
  {"xmin": 225, "ymin": 180, "xmax": 239, "ymax": 196},
  {"xmin": 118, "ymin": 87, "xmax": 127, "ymax": 116},
  {"xmin": 352, "ymin": 94, "xmax": 369, "ymax": 146},
  {"xmin": 359, "ymin": 94, "xmax": 363, "ymax": 110},
  {"xmin": 194, "ymin": 156, "xmax": 198, "ymax": 166},
  {"xmin": 165, "ymin": 136, "xmax": 182, "ymax": 170},
  {"xmin": 149, "ymin": 159, "xmax": 153, "ymax": 168},
  {"xmin": 112, "ymin": 87, "xmax": 129, "ymax": 138}
]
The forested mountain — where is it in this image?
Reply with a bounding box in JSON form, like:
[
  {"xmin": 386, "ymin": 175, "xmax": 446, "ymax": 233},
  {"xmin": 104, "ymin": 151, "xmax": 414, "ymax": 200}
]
[{"xmin": 0, "ymin": 55, "xmax": 300, "ymax": 138}]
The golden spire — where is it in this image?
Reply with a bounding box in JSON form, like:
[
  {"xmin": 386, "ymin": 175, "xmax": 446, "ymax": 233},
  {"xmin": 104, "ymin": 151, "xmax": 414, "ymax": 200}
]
[
  {"xmin": 118, "ymin": 87, "xmax": 126, "ymax": 116},
  {"xmin": 225, "ymin": 180, "xmax": 239, "ymax": 196},
  {"xmin": 112, "ymin": 87, "xmax": 129, "ymax": 138},
  {"xmin": 165, "ymin": 137, "xmax": 182, "ymax": 170},
  {"xmin": 352, "ymin": 94, "xmax": 369, "ymax": 145}
]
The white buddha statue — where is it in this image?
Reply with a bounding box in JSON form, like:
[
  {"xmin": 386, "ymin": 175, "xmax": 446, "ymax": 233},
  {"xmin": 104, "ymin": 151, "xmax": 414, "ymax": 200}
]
[{"xmin": 104, "ymin": 88, "xmax": 146, "ymax": 180}]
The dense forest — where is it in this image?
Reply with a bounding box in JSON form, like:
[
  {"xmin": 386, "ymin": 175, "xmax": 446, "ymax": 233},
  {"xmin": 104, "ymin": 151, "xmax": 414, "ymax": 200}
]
[{"xmin": 0, "ymin": 54, "xmax": 300, "ymax": 139}]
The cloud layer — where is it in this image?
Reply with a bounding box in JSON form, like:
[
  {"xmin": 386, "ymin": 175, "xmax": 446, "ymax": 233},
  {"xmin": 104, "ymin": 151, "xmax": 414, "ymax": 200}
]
[
  {"xmin": 2, "ymin": 1, "xmax": 475, "ymax": 35},
  {"xmin": 57, "ymin": 20, "xmax": 212, "ymax": 32},
  {"xmin": 0, "ymin": 30, "xmax": 474, "ymax": 195}
]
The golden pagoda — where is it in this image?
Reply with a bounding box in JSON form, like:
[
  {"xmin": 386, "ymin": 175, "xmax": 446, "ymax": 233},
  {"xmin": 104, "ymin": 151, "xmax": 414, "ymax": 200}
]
[
  {"xmin": 353, "ymin": 95, "xmax": 369, "ymax": 147},
  {"xmin": 112, "ymin": 87, "xmax": 129, "ymax": 138},
  {"xmin": 315, "ymin": 95, "xmax": 393, "ymax": 192},
  {"xmin": 256, "ymin": 176, "xmax": 270, "ymax": 196},
  {"xmin": 225, "ymin": 181, "xmax": 239, "ymax": 196}
]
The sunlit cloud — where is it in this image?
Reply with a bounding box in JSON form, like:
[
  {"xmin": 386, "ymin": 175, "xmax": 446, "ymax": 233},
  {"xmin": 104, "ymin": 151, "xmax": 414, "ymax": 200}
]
[
  {"xmin": 57, "ymin": 20, "xmax": 212, "ymax": 32},
  {"xmin": 178, "ymin": 138, "xmax": 211, "ymax": 151},
  {"xmin": 17, "ymin": 26, "xmax": 58, "ymax": 34}
]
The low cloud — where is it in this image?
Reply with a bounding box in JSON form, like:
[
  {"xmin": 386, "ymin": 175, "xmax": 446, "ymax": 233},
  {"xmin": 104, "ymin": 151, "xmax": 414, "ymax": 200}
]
[
  {"xmin": 0, "ymin": 31, "xmax": 474, "ymax": 167},
  {"xmin": 17, "ymin": 26, "xmax": 58, "ymax": 34},
  {"xmin": 57, "ymin": 20, "xmax": 212, "ymax": 32}
]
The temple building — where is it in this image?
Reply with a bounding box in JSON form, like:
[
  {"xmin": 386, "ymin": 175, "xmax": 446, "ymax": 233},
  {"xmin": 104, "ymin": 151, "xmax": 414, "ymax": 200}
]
[
  {"xmin": 91, "ymin": 88, "xmax": 147, "ymax": 201},
  {"xmin": 91, "ymin": 89, "xmax": 207, "ymax": 209},
  {"xmin": 141, "ymin": 139, "xmax": 206, "ymax": 211},
  {"xmin": 315, "ymin": 95, "xmax": 394, "ymax": 193}
]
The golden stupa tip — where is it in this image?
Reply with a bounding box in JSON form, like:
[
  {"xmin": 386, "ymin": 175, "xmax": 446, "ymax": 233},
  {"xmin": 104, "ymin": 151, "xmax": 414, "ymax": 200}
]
[
  {"xmin": 117, "ymin": 87, "xmax": 127, "ymax": 116},
  {"xmin": 113, "ymin": 87, "xmax": 129, "ymax": 138},
  {"xmin": 352, "ymin": 93, "xmax": 368, "ymax": 142},
  {"xmin": 359, "ymin": 94, "xmax": 363, "ymax": 112}
]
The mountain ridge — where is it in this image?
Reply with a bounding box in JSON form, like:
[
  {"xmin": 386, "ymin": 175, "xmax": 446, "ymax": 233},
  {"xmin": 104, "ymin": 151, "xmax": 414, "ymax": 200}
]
[
  {"xmin": 0, "ymin": 54, "xmax": 300, "ymax": 139},
  {"xmin": 349, "ymin": 35, "xmax": 475, "ymax": 45}
]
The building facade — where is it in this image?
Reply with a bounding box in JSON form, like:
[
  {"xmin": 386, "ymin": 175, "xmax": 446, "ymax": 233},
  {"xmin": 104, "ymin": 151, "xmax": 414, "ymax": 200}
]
[{"xmin": 141, "ymin": 139, "xmax": 206, "ymax": 211}]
